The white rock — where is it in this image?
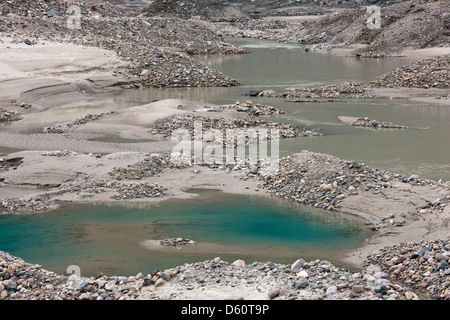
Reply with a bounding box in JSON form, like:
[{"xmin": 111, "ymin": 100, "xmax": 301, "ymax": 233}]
[
  {"xmin": 326, "ymin": 286, "xmax": 337, "ymax": 296},
  {"xmin": 105, "ymin": 281, "xmax": 116, "ymax": 291},
  {"xmin": 297, "ymin": 270, "xmax": 308, "ymax": 278},
  {"xmin": 232, "ymin": 259, "xmax": 246, "ymax": 268},
  {"xmin": 291, "ymin": 259, "xmax": 305, "ymax": 273}
]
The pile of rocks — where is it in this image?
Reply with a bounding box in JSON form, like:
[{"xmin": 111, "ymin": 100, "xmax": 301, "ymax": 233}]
[
  {"xmin": 108, "ymin": 153, "xmax": 187, "ymax": 181},
  {"xmin": 40, "ymin": 150, "xmax": 81, "ymax": 157},
  {"xmin": 257, "ymin": 150, "xmax": 448, "ymax": 212},
  {"xmin": 157, "ymin": 238, "xmax": 196, "ymax": 247},
  {"xmin": 43, "ymin": 112, "xmax": 114, "ymax": 134},
  {"xmin": 10, "ymin": 100, "xmax": 32, "ymax": 109},
  {"xmin": 265, "ymin": 83, "xmax": 370, "ymax": 101},
  {"xmin": 111, "ymin": 183, "xmax": 165, "ymax": 200},
  {"xmin": 0, "ymin": 108, "xmax": 22, "ymax": 122},
  {"xmin": 225, "ymin": 101, "xmax": 286, "ymax": 116},
  {"xmin": 0, "ymin": 197, "xmax": 53, "ymax": 214},
  {"xmin": 0, "ymin": 250, "xmax": 144, "ymax": 300},
  {"xmin": 150, "ymin": 114, "xmax": 321, "ymax": 145},
  {"xmin": 365, "ymin": 239, "xmax": 450, "ymax": 300},
  {"xmin": 368, "ymin": 55, "xmax": 450, "ymax": 89},
  {"xmin": 350, "ymin": 117, "xmax": 411, "ymax": 129}
]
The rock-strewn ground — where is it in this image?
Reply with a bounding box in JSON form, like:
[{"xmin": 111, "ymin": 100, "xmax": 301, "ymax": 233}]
[
  {"xmin": 2, "ymin": 238, "xmax": 449, "ymax": 300},
  {"xmin": 214, "ymin": 2, "xmax": 449, "ymax": 58},
  {"xmin": 0, "ymin": 0, "xmax": 246, "ymax": 88},
  {"xmin": 0, "ymin": 108, "xmax": 22, "ymax": 122},
  {"xmin": 368, "ymin": 55, "xmax": 450, "ymax": 89}
]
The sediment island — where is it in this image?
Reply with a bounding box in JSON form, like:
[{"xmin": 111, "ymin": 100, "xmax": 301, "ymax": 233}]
[{"xmin": 0, "ymin": 0, "xmax": 449, "ymax": 301}]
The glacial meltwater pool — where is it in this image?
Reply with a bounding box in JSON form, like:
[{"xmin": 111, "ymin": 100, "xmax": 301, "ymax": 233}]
[{"xmin": 0, "ymin": 190, "xmax": 371, "ymax": 277}]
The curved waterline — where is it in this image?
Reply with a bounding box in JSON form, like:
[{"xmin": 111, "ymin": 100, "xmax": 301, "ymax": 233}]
[{"xmin": 0, "ymin": 190, "xmax": 372, "ymax": 276}]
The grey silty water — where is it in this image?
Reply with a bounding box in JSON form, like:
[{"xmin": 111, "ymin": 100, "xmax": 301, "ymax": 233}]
[{"xmin": 3, "ymin": 37, "xmax": 447, "ymax": 180}]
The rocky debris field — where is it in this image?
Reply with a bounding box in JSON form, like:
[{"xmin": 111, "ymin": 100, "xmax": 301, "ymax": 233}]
[
  {"xmin": 3, "ymin": 244, "xmax": 448, "ymax": 300},
  {"xmin": 142, "ymin": 256, "xmax": 419, "ymax": 300},
  {"xmin": 365, "ymin": 239, "xmax": 450, "ymax": 300},
  {"xmin": 0, "ymin": 108, "xmax": 22, "ymax": 122},
  {"xmin": 108, "ymin": 153, "xmax": 188, "ymax": 181},
  {"xmin": 144, "ymin": 0, "xmax": 441, "ymax": 21},
  {"xmin": 349, "ymin": 117, "xmax": 411, "ymax": 129},
  {"xmin": 144, "ymin": 0, "xmax": 246, "ymax": 21},
  {"xmin": 258, "ymin": 150, "xmax": 449, "ymax": 212},
  {"xmin": 0, "ymin": 0, "xmax": 245, "ymax": 88},
  {"xmin": 368, "ymin": 55, "xmax": 450, "ymax": 89},
  {"xmin": 215, "ymin": 1, "xmax": 449, "ymax": 58},
  {"xmin": 43, "ymin": 112, "xmax": 115, "ymax": 133}
]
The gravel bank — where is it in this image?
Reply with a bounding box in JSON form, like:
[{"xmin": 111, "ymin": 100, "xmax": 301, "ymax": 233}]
[
  {"xmin": 0, "ymin": 0, "xmax": 246, "ymax": 89},
  {"xmin": 2, "ymin": 240, "xmax": 449, "ymax": 300}
]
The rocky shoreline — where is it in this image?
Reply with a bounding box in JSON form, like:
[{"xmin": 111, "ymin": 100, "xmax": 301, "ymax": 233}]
[{"xmin": 1, "ymin": 237, "xmax": 449, "ymax": 300}]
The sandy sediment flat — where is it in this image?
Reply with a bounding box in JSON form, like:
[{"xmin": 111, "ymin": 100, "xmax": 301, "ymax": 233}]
[{"xmin": 0, "ymin": 36, "xmax": 135, "ymax": 111}]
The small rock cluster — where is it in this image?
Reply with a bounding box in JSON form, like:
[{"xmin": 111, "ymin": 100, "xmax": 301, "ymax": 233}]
[
  {"xmin": 350, "ymin": 117, "xmax": 411, "ymax": 129},
  {"xmin": 365, "ymin": 239, "xmax": 450, "ymax": 300},
  {"xmin": 8, "ymin": 100, "xmax": 32, "ymax": 109},
  {"xmin": 0, "ymin": 108, "xmax": 22, "ymax": 122},
  {"xmin": 157, "ymin": 238, "xmax": 196, "ymax": 247},
  {"xmin": 108, "ymin": 153, "xmax": 186, "ymax": 181},
  {"xmin": 110, "ymin": 183, "xmax": 165, "ymax": 200},
  {"xmin": 43, "ymin": 112, "xmax": 114, "ymax": 134},
  {"xmin": 40, "ymin": 150, "xmax": 81, "ymax": 157},
  {"xmin": 0, "ymin": 197, "xmax": 53, "ymax": 214},
  {"xmin": 226, "ymin": 101, "xmax": 287, "ymax": 116}
]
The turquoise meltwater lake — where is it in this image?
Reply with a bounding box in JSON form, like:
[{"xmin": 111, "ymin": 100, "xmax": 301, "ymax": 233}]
[{"xmin": 0, "ymin": 190, "xmax": 371, "ymax": 277}]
